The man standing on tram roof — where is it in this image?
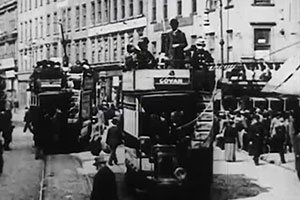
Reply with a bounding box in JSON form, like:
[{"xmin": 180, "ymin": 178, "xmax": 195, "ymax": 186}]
[
  {"xmin": 191, "ymin": 38, "xmax": 214, "ymax": 70},
  {"xmin": 165, "ymin": 18, "xmax": 188, "ymax": 69}
]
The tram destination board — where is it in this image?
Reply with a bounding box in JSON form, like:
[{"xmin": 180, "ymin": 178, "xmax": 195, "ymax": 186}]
[{"xmin": 154, "ymin": 77, "xmax": 190, "ymax": 86}]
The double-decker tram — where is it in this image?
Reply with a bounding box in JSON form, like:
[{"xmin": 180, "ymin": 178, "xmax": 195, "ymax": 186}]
[
  {"xmin": 29, "ymin": 60, "xmax": 96, "ymax": 155},
  {"xmin": 122, "ymin": 65, "xmax": 215, "ymax": 199}
]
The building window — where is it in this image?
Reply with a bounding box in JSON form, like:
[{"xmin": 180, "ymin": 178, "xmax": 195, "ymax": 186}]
[
  {"xmin": 254, "ymin": 0, "xmax": 271, "ymax": 4},
  {"xmin": 152, "ymin": 0, "xmax": 156, "ymax": 21},
  {"xmin": 20, "ymin": 50, "xmax": 23, "ymax": 70},
  {"xmin": 62, "ymin": 8, "xmax": 67, "ymax": 31},
  {"xmin": 82, "ymin": 40, "xmax": 87, "ymax": 59},
  {"xmin": 192, "ymin": 0, "xmax": 197, "ymax": 13},
  {"xmin": 75, "ymin": 6, "xmax": 80, "ymax": 29},
  {"xmin": 163, "ymin": 0, "xmax": 168, "ymax": 20},
  {"xmin": 104, "ymin": 37, "xmax": 108, "ymax": 61},
  {"xmin": 35, "ymin": 18, "xmax": 38, "ymax": 38},
  {"xmin": 129, "ymin": 0, "xmax": 133, "ymax": 17},
  {"xmin": 91, "ymin": 1, "xmax": 95, "ymax": 25},
  {"xmin": 91, "ymin": 51, "xmax": 95, "ymax": 63},
  {"xmin": 29, "ymin": 20, "xmax": 32, "ymax": 41},
  {"xmin": 177, "ymin": 0, "xmax": 182, "ymax": 16},
  {"xmin": 152, "ymin": 41, "xmax": 157, "ymax": 56},
  {"xmin": 120, "ymin": 34, "xmax": 125, "ymax": 58},
  {"xmin": 113, "ymin": 0, "xmax": 117, "ymax": 21},
  {"xmin": 82, "ymin": 4, "xmax": 87, "ymax": 28},
  {"xmin": 46, "ymin": 45, "xmax": 50, "ymax": 59},
  {"xmin": 34, "ymin": 48, "xmax": 38, "ymax": 63},
  {"xmin": 207, "ymin": 32, "xmax": 215, "ymax": 52},
  {"xmin": 40, "ymin": 17, "xmax": 43, "ymax": 38},
  {"xmin": 104, "ymin": 0, "xmax": 109, "ymax": 22},
  {"xmin": 53, "ymin": 43, "xmax": 58, "ymax": 57},
  {"xmin": 75, "ymin": 41, "xmax": 80, "ymax": 61},
  {"xmin": 97, "ymin": 37, "xmax": 102, "ymax": 62},
  {"xmin": 46, "ymin": 14, "xmax": 51, "ymax": 36},
  {"xmin": 24, "ymin": 49, "xmax": 27, "ymax": 70},
  {"xmin": 20, "ymin": 22, "xmax": 23, "ymax": 42},
  {"xmin": 121, "ymin": 0, "xmax": 125, "ymax": 19},
  {"xmin": 20, "ymin": 0, "xmax": 23, "ymax": 13},
  {"xmin": 97, "ymin": 0, "xmax": 102, "ymax": 23},
  {"xmin": 254, "ymin": 28, "xmax": 271, "ymax": 50},
  {"xmin": 139, "ymin": 0, "xmax": 143, "ymax": 15},
  {"xmin": 67, "ymin": 7, "xmax": 71, "ymax": 31},
  {"xmin": 67, "ymin": 43, "xmax": 71, "ymax": 58},
  {"xmin": 209, "ymin": 0, "xmax": 218, "ymax": 11},
  {"xmin": 113, "ymin": 35, "xmax": 118, "ymax": 61},
  {"xmin": 53, "ymin": 12, "xmax": 58, "ymax": 34},
  {"xmin": 40, "ymin": 46, "xmax": 43, "ymax": 60}
]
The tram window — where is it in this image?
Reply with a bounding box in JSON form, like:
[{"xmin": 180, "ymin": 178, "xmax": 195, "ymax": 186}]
[{"xmin": 140, "ymin": 95, "xmax": 197, "ymax": 142}]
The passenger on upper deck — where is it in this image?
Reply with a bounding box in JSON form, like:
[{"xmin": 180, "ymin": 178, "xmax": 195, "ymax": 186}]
[
  {"xmin": 136, "ymin": 37, "xmax": 157, "ymax": 69},
  {"xmin": 190, "ymin": 38, "xmax": 214, "ymax": 70},
  {"xmin": 124, "ymin": 44, "xmax": 139, "ymax": 70},
  {"xmin": 165, "ymin": 18, "xmax": 188, "ymax": 69}
]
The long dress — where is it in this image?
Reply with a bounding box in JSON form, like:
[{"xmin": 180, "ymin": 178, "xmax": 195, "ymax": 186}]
[{"xmin": 224, "ymin": 125, "xmax": 238, "ymax": 162}]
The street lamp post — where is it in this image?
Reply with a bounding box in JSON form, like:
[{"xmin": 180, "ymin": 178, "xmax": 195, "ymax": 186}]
[
  {"xmin": 219, "ymin": 0, "xmax": 224, "ymax": 79},
  {"xmin": 55, "ymin": 20, "xmax": 69, "ymax": 67},
  {"xmin": 206, "ymin": 0, "xmax": 225, "ymax": 110}
]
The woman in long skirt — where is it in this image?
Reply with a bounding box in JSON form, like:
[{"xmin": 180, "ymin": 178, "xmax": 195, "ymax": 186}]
[{"xmin": 224, "ymin": 120, "xmax": 238, "ymax": 162}]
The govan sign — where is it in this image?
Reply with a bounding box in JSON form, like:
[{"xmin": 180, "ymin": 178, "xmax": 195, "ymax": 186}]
[{"xmin": 154, "ymin": 77, "xmax": 190, "ymax": 86}]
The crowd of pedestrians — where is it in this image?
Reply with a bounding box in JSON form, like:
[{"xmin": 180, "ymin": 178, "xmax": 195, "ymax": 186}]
[{"xmin": 215, "ymin": 107, "xmax": 296, "ymax": 165}]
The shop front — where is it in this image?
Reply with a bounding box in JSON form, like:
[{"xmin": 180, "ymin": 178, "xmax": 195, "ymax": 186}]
[
  {"xmin": 0, "ymin": 58, "xmax": 18, "ymax": 108},
  {"xmin": 91, "ymin": 62, "xmax": 123, "ymax": 108}
]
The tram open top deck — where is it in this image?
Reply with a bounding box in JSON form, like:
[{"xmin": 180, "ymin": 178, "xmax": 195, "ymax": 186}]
[
  {"xmin": 122, "ymin": 69, "xmax": 196, "ymax": 93},
  {"xmin": 122, "ymin": 69, "xmax": 214, "ymax": 95}
]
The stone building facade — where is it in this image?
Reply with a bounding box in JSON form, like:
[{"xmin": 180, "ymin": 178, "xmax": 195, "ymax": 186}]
[{"xmin": 0, "ymin": 0, "xmax": 17, "ymax": 106}]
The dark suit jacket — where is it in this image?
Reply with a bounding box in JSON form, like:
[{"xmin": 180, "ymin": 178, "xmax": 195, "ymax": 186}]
[
  {"xmin": 106, "ymin": 125, "xmax": 122, "ymax": 148},
  {"xmin": 165, "ymin": 29, "xmax": 188, "ymax": 60},
  {"xmin": 90, "ymin": 166, "xmax": 119, "ymax": 200},
  {"xmin": 224, "ymin": 126, "xmax": 238, "ymax": 144}
]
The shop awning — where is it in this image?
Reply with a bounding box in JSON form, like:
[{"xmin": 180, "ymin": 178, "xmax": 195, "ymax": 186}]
[
  {"xmin": 262, "ymin": 54, "xmax": 300, "ymax": 94},
  {"xmin": 0, "ymin": 58, "xmax": 15, "ymax": 71}
]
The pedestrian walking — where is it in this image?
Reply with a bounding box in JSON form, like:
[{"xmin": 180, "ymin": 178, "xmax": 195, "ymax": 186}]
[
  {"xmin": 0, "ymin": 101, "xmax": 14, "ymax": 150},
  {"xmin": 90, "ymin": 154, "xmax": 119, "ymax": 200},
  {"xmin": 234, "ymin": 112, "xmax": 246, "ymax": 151},
  {"xmin": 106, "ymin": 117, "xmax": 122, "ymax": 165},
  {"xmin": 23, "ymin": 107, "xmax": 34, "ymax": 133},
  {"xmin": 287, "ymin": 111, "xmax": 295, "ymax": 152},
  {"xmin": 224, "ymin": 120, "xmax": 238, "ymax": 162},
  {"xmin": 0, "ymin": 136, "xmax": 3, "ymax": 175},
  {"xmin": 248, "ymin": 115, "xmax": 265, "ymax": 165},
  {"xmin": 272, "ymin": 117, "xmax": 287, "ymax": 164}
]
